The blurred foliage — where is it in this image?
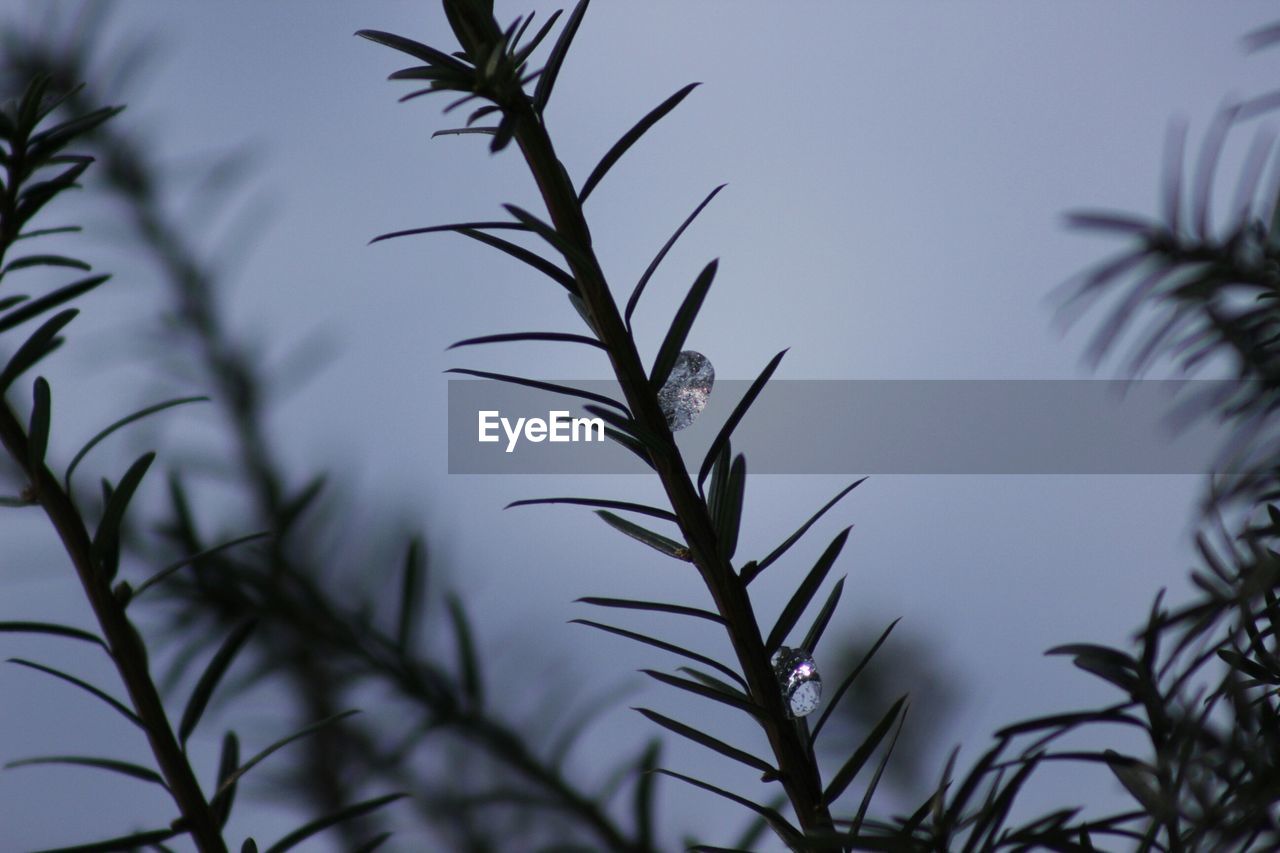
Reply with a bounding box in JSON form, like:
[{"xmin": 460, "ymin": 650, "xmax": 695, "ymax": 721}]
[
  {"xmin": 819, "ymin": 625, "xmax": 957, "ymax": 798},
  {"xmin": 10, "ymin": 1, "xmax": 1280, "ymax": 852},
  {"xmin": 0, "ymin": 5, "xmax": 667, "ymax": 852},
  {"xmin": 0, "ymin": 70, "xmax": 319, "ymax": 853}
]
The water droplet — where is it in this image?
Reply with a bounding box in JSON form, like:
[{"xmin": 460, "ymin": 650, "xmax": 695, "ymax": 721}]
[
  {"xmin": 772, "ymin": 646, "xmax": 822, "ymax": 718},
  {"xmin": 657, "ymin": 350, "xmax": 714, "ymax": 431}
]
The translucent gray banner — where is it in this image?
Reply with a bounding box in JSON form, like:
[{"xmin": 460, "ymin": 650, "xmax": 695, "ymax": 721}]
[{"xmin": 447, "ymin": 379, "xmax": 1250, "ymax": 475}]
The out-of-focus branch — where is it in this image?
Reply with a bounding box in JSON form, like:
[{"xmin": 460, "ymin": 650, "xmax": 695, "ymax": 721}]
[{"xmin": 1, "ymin": 22, "xmax": 655, "ymax": 853}]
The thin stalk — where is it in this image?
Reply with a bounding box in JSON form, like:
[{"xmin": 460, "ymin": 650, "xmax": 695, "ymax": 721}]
[
  {"xmin": 508, "ymin": 98, "xmax": 834, "ymax": 834},
  {"xmin": 172, "ymin": 548, "xmax": 649, "ymax": 852},
  {"xmin": 0, "ymin": 404, "xmax": 228, "ymax": 853}
]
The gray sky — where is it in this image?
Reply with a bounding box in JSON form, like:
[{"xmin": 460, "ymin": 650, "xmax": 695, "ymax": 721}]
[{"xmin": 2, "ymin": 1, "xmax": 1278, "ymax": 850}]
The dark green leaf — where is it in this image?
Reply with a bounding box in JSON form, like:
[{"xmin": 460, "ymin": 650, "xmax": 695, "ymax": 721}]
[
  {"xmin": 431, "ymin": 126, "xmax": 498, "ymax": 138},
  {"xmin": 64, "ymin": 395, "xmax": 208, "ymax": 491},
  {"xmin": 7, "ymin": 658, "xmax": 143, "ymax": 730},
  {"xmin": 822, "ymin": 694, "xmax": 907, "ymax": 807},
  {"xmin": 397, "ymin": 537, "xmax": 425, "ymax": 652},
  {"xmin": 1245, "ymin": 21, "xmax": 1280, "ymax": 51},
  {"xmin": 502, "ymin": 204, "xmax": 591, "ymax": 271},
  {"xmin": 212, "ymin": 731, "xmax": 239, "ymax": 827},
  {"xmin": 353, "ymin": 834, "xmax": 393, "ymax": 853},
  {"xmin": 0, "ymin": 294, "xmax": 28, "ymax": 312},
  {"xmin": 745, "ymin": 478, "xmax": 865, "ymax": 584},
  {"xmin": 355, "ymin": 30, "xmax": 472, "ymax": 72},
  {"xmin": 27, "ymin": 81, "xmax": 85, "ymax": 125},
  {"xmin": 490, "ymin": 115, "xmax": 519, "ymax": 152},
  {"xmin": 572, "ymin": 619, "xmax": 745, "ymax": 689},
  {"xmin": 510, "ymin": 12, "xmax": 536, "ymax": 53},
  {"xmin": 131, "ymin": 531, "xmax": 271, "ymax": 600},
  {"xmin": 568, "ymin": 290, "xmax": 597, "ymax": 334},
  {"xmin": 852, "ymin": 704, "xmax": 907, "ymax": 831},
  {"xmin": 0, "ymin": 621, "xmax": 105, "ymax": 649},
  {"xmin": 811, "ymin": 618, "xmax": 900, "ymax": 739},
  {"xmin": 179, "ymin": 620, "xmax": 257, "ymax": 744},
  {"xmin": 697, "ymin": 349, "xmax": 787, "ymax": 491},
  {"xmin": 579, "ymin": 83, "xmax": 700, "ymax": 203},
  {"xmin": 15, "ymin": 160, "xmax": 93, "ymax": 226},
  {"xmin": 713, "ymin": 454, "xmax": 745, "ymax": 560},
  {"xmin": 446, "ymin": 368, "xmax": 629, "ymax": 414},
  {"xmin": 446, "ymin": 594, "xmax": 483, "ymax": 705},
  {"xmin": 15, "ymin": 226, "xmax": 82, "ymax": 241},
  {"xmin": 1218, "ymin": 648, "xmax": 1276, "ymax": 683},
  {"xmin": 706, "ymin": 440, "xmax": 732, "ymax": 527},
  {"xmin": 513, "ymin": 9, "xmax": 562, "ymax": 65},
  {"xmin": 467, "ymin": 105, "xmax": 502, "ymax": 125},
  {"xmin": 1104, "ymin": 751, "xmax": 1165, "ymax": 817},
  {"xmin": 649, "ymin": 259, "xmax": 717, "ymax": 390},
  {"xmin": 0, "ymin": 274, "xmax": 107, "ymax": 336},
  {"xmin": 507, "ymin": 496, "xmax": 676, "ymax": 521},
  {"xmin": 27, "ymin": 377, "xmax": 51, "ymax": 473},
  {"xmin": 603, "ymin": 426, "xmax": 654, "ymax": 468},
  {"xmin": 641, "ymin": 669, "xmax": 764, "ymax": 721},
  {"xmin": 16, "ymin": 76, "xmax": 50, "ymax": 131},
  {"xmin": 801, "ymin": 576, "xmax": 846, "ymax": 656},
  {"xmin": 449, "ymin": 331, "xmax": 602, "ymax": 350},
  {"xmin": 993, "ymin": 707, "xmax": 1144, "ymax": 739},
  {"xmin": 279, "ymin": 474, "xmax": 327, "ymax": 531},
  {"xmin": 676, "ymin": 666, "xmax": 748, "ymax": 699},
  {"xmin": 634, "ymin": 739, "xmax": 661, "ymax": 850},
  {"xmin": 731, "ymin": 794, "xmax": 788, "ymax": 851},
  {"xmin": 963, "ymin": 752, "xmax": 1044, "ymax": 852},
  {"xmin": 1064, "ymin": 211, "xmax": 1155, "ymax": 234},
  {"xmin": 164, "ymin": 471, "xmax": 198, "ymax": 546},
  {"xmin": 2, "ymin": 255, "xmax": 91, "ymax": 277},
  {"xmin": 1046, "ymin": 643, "xmax": 1140, "ymax": 695},
  {"xmin": 369, "ymin": 219, "xmax": 525, "ymax": 245},
  {"xmin": 264, "ymin": 792, "xmax": 407, "ymax": 853},
  {"xmin": 454, "ymin": 226, "xmax": 576, "ymax": 291},
  {"xmin": 596, "ymin": 509, "xmax": 689, "ymax": 560},
  {"xmin": 576, "ymin": 596, "xmax": 723, "ymax": 624},
  {"xmin": 91, "ymin": 452, "xmax": 156, "ymax": 582},
  {"xmin": 29, "ymin": 827, "xmax": 179, "ymax": 853},
  {"xmin": 654, "ymin": 770, "xmax": 804, "ymax": 848},
  {"xmin": 764, "ymin": 526, "xmax": 852, "ymax": 655},
  {"xmin": 634, "ymin": 707, "xmax": 774, "ymax": 774},
  {"xmin": 444, "ymin": 0, "xmax": 500, "ymax": 57},
  {"xmin": 5, "ymin": 755, "xmax": 164, "ymax": 787},
  {"xmin": 388, "ymin": 65, "xmax": 459, "ymax": 82},
  {"xmin": 0, "ymin": 308, "xmax": 78, "ymax": 393},
  {"xmin": 28, "ymin": 105, "xmax": 123, "ymax": 161},
  {"xmin": 215, "ymin": 711, "xmax": 360, "ymax": 799},
  {"xmin": 532, "ymin": 0, "xmax": 589, "ymax": 113}
]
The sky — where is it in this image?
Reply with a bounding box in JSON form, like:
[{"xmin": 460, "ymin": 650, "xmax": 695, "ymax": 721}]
[{"xmin": 2, "ymin": 1, "xmax": 1279, "ymax": 850}]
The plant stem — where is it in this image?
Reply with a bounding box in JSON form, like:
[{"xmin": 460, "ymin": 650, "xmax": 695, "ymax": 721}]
[
  {"xmin": 0, "ymin": 404, "xmax": 228, "ymax": 853},
  {"xmin": 509, "ymin": 99, "xmax": 835, "ymax": 836},
  {"xmin": 29, "ymin": 67, "xmax": 652, "ymax": 850}
]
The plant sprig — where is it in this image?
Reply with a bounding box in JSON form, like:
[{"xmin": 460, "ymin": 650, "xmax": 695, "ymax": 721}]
[
  {"xmin": 0, "ymin": 73, "xmax": 230, "ymax": 853},
  {"xmin": 0, "ymin": 74, "xmax": 402, "ymax": 853},
  {"xmin": 2, "ymin": 27, "xmax": 664, "ymax": 851},
  {"xmin": 360, "ymin": 2, "xmax": 901, "ymax": 845}
]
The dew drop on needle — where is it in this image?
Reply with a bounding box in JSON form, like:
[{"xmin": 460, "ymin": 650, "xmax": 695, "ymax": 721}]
[{"xmin": 658, "ymin": 350, "xmax": 714, "ymax": 431}]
